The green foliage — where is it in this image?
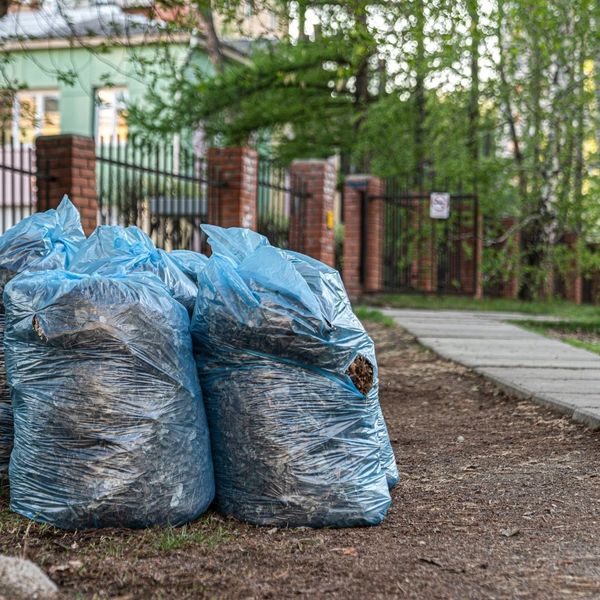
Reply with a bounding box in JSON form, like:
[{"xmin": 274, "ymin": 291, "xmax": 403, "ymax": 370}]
[
  {"xmin": 151, "ymin": 523, "xmax": 233, "ymax": 551},
  {"xmin": 353, "ymin": 306, "xmax": 395, "ymax": 327},
  {"xmin": 39, "ymin": 0, "xmax": 599, "ymax": 298},
  {"xmin": 516, "ymin": 319, "xmax": 600, "ymax": 355},
  {"xmin": 370, "ymin": 293, "xmax": 600, "ymax": 319}
]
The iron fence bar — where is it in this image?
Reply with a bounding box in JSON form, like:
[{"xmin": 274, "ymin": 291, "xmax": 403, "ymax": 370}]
[
  {"xmin": 10, "ymin": 135, "xmax": 15, "ymax": 228},
  {"xmin": 1, "ymin": 131, "xmax": 5, "ymax": 233},
  {"xmin": 95, "ymin": 155, "xmax": 220, "ymax": 186}
]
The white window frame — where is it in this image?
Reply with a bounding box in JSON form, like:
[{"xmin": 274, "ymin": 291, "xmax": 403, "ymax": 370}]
[
  {"xmin": 94, "ymin": 86, "xmax": 128, "ymax": 142},
  {"xmin": 11, "ymin": 89, "xmax": 60, "ymax": 145}
]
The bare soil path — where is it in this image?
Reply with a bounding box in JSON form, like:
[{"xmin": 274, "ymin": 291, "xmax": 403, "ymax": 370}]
[{"xmin": 2, "ymin": 320, "xmax": 600, "ymax": 599}]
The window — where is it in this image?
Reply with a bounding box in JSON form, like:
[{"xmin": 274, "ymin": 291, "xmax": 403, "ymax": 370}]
[
  {"xmin": 95, "ymin": 87, "xmax": 128, "ymax": 142},
  {"xmin": 12, "ymin": 90, "xmax": 60, "ymax": 144}
]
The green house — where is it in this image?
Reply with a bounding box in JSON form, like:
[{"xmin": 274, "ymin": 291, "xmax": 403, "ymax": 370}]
[{"xmin": 0, "ymin": 2, "xmax": 249, "ymax": 143}]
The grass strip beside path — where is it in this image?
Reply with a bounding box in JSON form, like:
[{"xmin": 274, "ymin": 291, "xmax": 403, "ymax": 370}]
[
  {"xmin": 369, "ymin": 293, "xmax": 600, "ymax": 320},
  {"xmin": 516, "ymin": 319, "xmax": 600, "ymax": 356},
  {"xmin": 353, "ymin": 306, "xmax": 395, "ymax": 327}
]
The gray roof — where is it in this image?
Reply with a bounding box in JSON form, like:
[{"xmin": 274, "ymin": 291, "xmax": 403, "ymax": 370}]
[{"xmin": 0, "ymin": 4, "xmax": 162, "ymax": 41}]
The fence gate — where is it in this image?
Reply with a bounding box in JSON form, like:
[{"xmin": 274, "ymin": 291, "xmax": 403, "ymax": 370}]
[
  {"xmin": 96, "ymin": 137, "xmax": 220, "ymax": 253},
  {"xmin": 257, "ymin": 158, "xmax": 309, "ymax": 252},
  {"xmin": 376, "ymin": 178, "xmax": 479, "ymax": 295},
  {"xmin": 0, "ymin": 133, "xmax": 53, "ymax": 234}
]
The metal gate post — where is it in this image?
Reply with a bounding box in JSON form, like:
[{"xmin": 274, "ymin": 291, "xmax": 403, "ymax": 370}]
[{"xmin": 473, "ymin": 194, "xmax": 484, "ymax": 299}]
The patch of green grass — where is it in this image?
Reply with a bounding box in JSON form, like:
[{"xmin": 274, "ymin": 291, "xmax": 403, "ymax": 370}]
[
  {"xmin": 0, "ymin": 508, "xmax": 24, "ymax": 533},
  {"xmin": 370, "ymin": 293, "xmax": 600, "ymax": 319},
  {"xmin": 516, "ymin": 319, "xmax": 600, "ymax": 356},
  {"xmin": 354, "ymin": 306, "xmax": 395, "ymax": 327},
  {"xmin": 151, "ymin": 524, "xmax": 233, "ymax": 552}
]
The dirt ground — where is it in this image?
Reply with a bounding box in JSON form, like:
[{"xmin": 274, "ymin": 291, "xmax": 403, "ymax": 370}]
[{"xmin": 2, "ymin": 320, "xmax": 600, "ymax": 599}]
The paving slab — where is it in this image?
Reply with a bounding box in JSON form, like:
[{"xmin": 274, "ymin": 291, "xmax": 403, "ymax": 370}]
[
  {"xmin": 396, "ymin": 324, "xmax": 536, "ymax": 339},
  {"xmin": 480, "ymin": 367, "xmax": 600, "ymax": 380},
  {"xmin": 381, "ymin": 308, "xmax": 600, "ymax": 429}
]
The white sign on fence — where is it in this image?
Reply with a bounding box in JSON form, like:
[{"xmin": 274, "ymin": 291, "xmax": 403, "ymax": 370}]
[{"xmin": 430, "ymin": 192, "xmax": 450, "ymax": 219}]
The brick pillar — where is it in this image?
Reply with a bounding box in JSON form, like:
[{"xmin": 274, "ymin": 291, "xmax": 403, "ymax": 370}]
[
  {"xmin": 207, "ymin": 147, "xmax": 258, "ymax": 230},
  {"xmin": 342, "ymin": 177, "xmax": 365, "ymax": 298},
  {"xmin": 342, "ymin": 175, "xmax": 384, "ymax": 298},
  {"xmin": 290, "ymin": 159, "xmax": 336, "ymax": 266},
  {"xmin": 456, "ymin": 204, "xmax": 483, "ymax": 298},
  {"xmin": 563, "ymin": 231, "xmax": 582, "ymax": 305},
  {"xmin": 415, "ymin": 200, "xmax": 437, "ymax": 293},
  {"xmin": 36, "ymin": 134, "xmax": 97, "ymax": 235},
  {"xmin": 365, "ymin": 177, "xmax": 384, "ymax": 293}
]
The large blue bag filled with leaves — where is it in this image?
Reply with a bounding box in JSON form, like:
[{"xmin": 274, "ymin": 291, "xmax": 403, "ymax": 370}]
[
  {"xmin": 4, "ymin": 270, "xmax": 214, "ymax": 529},
  {"xmin": 191, "ymin": 225, "xmax": 397, "ymax": 528},
  {"xmin": 69, "ymin": 225, "xmax": 197, "ymax": 312},
  {"xmin": 169, "ymin": 250, "xmax": 209, "ymax": 286},
  {"xmin": 0, "ymin": 197, "xmax": 85, "ymax": 473}
]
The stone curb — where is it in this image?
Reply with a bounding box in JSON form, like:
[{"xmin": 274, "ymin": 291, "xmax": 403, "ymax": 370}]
[{"xmin": 381, "ymin": 308, "xmax": 600, "ymax": 431}]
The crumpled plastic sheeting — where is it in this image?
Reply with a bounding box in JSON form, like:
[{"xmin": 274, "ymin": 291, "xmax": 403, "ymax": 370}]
[
  {"xmin": 0, "ymin": 314, "xmax": 8, "ymax": 476},
  {"xmin": 191, "ymin": 225, "xmax": 397, "ymax": 528},
  {"xmin": 5, "ymin": 270, "xmax": 214, "ymax": 529},
  {"xmin": 69, "ymin": 226, "xmax": 198, "ymax": 312},
  {"xmin": 0, "ymin": 196, "xmax": 85, "ymax": 473},
  {"xmin": 169, "ymin": 250, "xmax": 209, "ymax": 286}
]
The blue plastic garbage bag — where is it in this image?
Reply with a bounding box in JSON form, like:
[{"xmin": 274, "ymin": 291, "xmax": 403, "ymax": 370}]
[
  {"xmin": 190, "ymin": 225, "xmax": 397, "ymax": 528},
  {"xmin": 4, "ymin": 270, "xmax": 214, "ymax": 529},
  {"xmin": 169, "ymin": 250, "xmax": 209, "ymax": 286},
  {"xmin": 69, "ymin": 225, "xmax": 198, "ymax": 312},
  {"xmin": 0, "ymin": 196, "xmax": 85, "ymax": 473}
]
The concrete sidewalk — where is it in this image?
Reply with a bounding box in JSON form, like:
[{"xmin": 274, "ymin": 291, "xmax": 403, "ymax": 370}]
[{"xmin": 382, "ymin": 308, "xmax": 600, "ymax": 429}]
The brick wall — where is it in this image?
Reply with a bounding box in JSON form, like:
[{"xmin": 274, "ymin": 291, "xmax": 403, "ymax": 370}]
[
  {"xmin": 342, "ymin": 177, "xmax": 366, "ymax": 298},
  {"xmin": 364, "ymin": 178, "xmax": 384, "ymax": 293},
  {"xmin": 414, "ymin": 200, "xmax": 437, "ymax": 292},
  {"xmin": 36, "ymin": 135, "xmax": 98, "ymax": 235},
  {"xmin": 290, "ymin": 159, "xmax": 336, "ymax": 266},
  {"xmin": 207, "ymin": 147, "xmax": 258, "ymax": 230},
  {"xmin": 342, "ymin": 175, "xmax": 385, "ymax": 298}
]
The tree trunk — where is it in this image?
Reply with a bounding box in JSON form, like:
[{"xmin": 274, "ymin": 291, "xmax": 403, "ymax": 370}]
[
  {"xmin": 466, "ymin": 0, "xmax": 480, "ymax": 190},
  {"xmin": 414, "ymin": 0, "xmax": 426, "ymax": 187},
  {"xmin": 353, "ymin": 7, "xmax": 373, "ymax": 172},
  {"xmin": 198, "ymin": 1, "xmax": 225, "ymax": 74},
  {"xmin": 298, "ymin": 1, "xmax": 308, "ymax": 42}
]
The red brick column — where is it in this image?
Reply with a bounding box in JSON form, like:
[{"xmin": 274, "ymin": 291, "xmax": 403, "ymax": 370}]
[
  {"xmin": 342, "ymin": 177, "xmax": 365, "ymax": 298},
  {"xmin": 342, "ymin": 175, "xmax": 384, "ymax": 298},
  {"xmin": 290, "ymin": 159, "xmax": 336, "ymax": 266},
  {"xmin": 36, "ymin": 135, "xmax": 97, "ymax": 235},
  {"xmin": 207, "ymin": 147, "xmax": 258, "ymax": 229},
  {"xmin": 364, "ymin": 177, "xmax": 384, "ymax": 294},
  {"xmin": 415, "ymin": 199, "xmax": 437, "ymax": 293},
  {"xmin": 456, "ymin": 205, "xmax": 483, "ymax": 297}
]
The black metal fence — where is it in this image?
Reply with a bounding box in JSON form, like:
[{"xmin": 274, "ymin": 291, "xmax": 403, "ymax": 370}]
[
  {"xmin": 0, "ymin": 132, "xmax": 46, "ymax": 234},
  {"xmin": 376, "ymin": 176, "xmax": 479, "ymax": 295},
  {"xmin": 257, "ymin": 158, "xmax": 309, "ymax": 252},
  {"xmin": 96, "ymin": 136, "xmax": 216, "ymax": 252}
]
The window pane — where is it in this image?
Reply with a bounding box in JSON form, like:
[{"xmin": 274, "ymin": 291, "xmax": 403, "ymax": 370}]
[
  {"xmin": 41, "ymin": 94, "xmax": 60, "ymax": 136},
  {"xmin": 17, "ymin": 93, "xmax": 37, "ymax": 144},
  {"xmin": 95, "ymin": 88, "xmax": 128, "ymax": 141}
]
